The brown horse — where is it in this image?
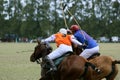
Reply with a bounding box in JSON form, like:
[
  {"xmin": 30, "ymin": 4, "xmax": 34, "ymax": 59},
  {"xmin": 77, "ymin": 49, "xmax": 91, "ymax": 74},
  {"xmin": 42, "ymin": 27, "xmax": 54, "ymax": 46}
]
[
  {"xmin": 30, "ymin": 41, "xmax": 100, "ymax": 80},
  {"xmin": 73, "ymin": 45, "xmax": 120, "ymax": 80}
]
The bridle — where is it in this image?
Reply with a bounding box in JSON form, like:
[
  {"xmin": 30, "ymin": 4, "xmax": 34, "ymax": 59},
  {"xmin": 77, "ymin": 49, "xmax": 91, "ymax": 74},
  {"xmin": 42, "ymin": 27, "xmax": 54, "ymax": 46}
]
[
  {"xmin": 33, "ymin": 45, "xmax": 42, "ymax": 64},
  {"xmin": 34, "ymin": 42, "xmax": 52, "ymax": 64}
]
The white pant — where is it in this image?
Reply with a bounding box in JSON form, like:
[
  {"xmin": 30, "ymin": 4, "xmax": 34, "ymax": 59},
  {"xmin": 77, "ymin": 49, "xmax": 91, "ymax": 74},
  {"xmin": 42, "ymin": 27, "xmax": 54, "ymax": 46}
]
[
  {"xmin": 48, "ymin": 44, "xmax": 73, "ymax": 60},
  {"xmin": 80, "ymin": 46, "xmax": 99, "ymax": 59}
]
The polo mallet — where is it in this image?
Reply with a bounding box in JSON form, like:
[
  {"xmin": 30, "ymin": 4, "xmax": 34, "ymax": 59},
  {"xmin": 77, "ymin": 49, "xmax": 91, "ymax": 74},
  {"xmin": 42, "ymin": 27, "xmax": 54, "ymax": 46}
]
[
  {"xmin": 62, "ymin": 3, "xmax": 86, "ymax": 40},
  {"xmin": 60, "ymin": 1, "xmax": 86, "ymax": 38},
  {"xmin": 62, "ymin": 3, "xmax": 81, "ymax": 29},
  {"xmin": 60, "ymin": 1, "xmax": 69, "ymax": 29}
]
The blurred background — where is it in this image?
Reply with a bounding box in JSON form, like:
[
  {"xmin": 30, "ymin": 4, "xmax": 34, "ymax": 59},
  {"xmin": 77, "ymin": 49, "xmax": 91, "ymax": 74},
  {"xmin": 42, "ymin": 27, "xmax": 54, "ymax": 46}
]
[{"xmin": 0, "ymin": 0, "xmax": 120, "ymax": 43}]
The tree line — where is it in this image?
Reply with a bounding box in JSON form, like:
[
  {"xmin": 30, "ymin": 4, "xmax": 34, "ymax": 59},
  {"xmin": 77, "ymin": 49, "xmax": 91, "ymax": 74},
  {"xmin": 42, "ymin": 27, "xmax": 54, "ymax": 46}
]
[{"xmin": 0, "ymin": 0, "xmax": 120, "ymax": 40}]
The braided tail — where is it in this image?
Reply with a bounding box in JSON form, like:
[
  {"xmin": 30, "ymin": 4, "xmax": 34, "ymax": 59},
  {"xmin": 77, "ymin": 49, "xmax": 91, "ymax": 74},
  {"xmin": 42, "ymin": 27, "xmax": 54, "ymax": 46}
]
[{"xmin": 112, "ymin": 60, "xmax": 120, "ymax": 65}]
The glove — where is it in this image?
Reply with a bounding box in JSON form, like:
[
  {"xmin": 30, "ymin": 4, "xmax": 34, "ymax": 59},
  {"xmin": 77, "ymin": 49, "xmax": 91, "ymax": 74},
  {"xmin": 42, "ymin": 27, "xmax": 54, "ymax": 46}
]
[
  {"xmin": 82, "ymin": 44, "xmax": 87, "ymax": 49},
  {"xmin": 41, "ymin": 39, "xmax": 45, "ymax": 43},
  {"xmin": 77, "ymin": 45, "xmax": 83, "ymax": 49}
]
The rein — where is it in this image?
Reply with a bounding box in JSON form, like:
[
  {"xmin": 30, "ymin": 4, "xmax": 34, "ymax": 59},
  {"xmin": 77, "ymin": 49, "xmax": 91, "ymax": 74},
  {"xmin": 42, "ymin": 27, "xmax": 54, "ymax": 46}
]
[
  {"xmin": 36, "ymin": 58, "xmax": 42, "ymax": 64},
  {"xmin": 35, "ymin": 42, "xmax": 52, "ymax": 65}
]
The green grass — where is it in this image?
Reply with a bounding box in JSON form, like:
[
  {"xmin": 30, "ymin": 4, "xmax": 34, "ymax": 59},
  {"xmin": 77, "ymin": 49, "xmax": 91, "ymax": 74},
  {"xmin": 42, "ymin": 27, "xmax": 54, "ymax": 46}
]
[
  {"xmin": 0, "ymin": 43, "xmax": 120, "ymax": 80},
  {"xmin": 0, "ymin": 43, "xmax": 40, "ymax": 80}
]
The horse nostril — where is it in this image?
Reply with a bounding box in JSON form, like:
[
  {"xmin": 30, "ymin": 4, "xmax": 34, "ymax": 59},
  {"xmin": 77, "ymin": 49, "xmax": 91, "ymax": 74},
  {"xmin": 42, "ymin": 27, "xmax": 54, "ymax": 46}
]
[
  {"xmin": 30, "ymin": 54, "xmax": 36, "ymax": 62},
  {"xmin": 30, "ymin": 58, "xmax": 35, "ymax": 62}
]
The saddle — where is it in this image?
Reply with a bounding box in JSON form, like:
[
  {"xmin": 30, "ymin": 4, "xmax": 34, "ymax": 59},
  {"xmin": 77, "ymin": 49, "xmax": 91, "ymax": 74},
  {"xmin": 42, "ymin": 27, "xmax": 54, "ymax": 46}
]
[
  {"xmin": 43, "ymin": 51, "xmax": 73, "ymax": 69},
  {"xmin": 87, "ymin": 52, "xmax": 100, "ymax": 60}
]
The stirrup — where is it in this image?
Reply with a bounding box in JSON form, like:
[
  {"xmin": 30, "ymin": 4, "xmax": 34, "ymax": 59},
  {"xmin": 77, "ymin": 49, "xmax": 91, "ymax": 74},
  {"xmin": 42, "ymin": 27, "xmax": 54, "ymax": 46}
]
[
  {"xmin": 49, "ymin": 67, "xmax": 57, "ymax": 72},
  {"xmin": 52, "ymin": 67, "xmax": 57, "ymax": 71},
  {"xmin": 46, "ymin": 68, "xmax": 57, "ymax": 75}
]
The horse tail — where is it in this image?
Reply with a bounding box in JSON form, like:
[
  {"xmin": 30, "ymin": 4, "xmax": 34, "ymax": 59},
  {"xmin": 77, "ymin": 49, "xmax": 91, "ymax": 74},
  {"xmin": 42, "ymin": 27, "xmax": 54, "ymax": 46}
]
[
  {"xmin": 112, "ymin": 60, "xmax": 120, "ymax": 65},
  {"xmin": 85, "ymin": 62, "xmax": 101, "ymax": 73},
  {"xmin": 105, "ymin": 60, "xmax": 120, "ymax": 79}
]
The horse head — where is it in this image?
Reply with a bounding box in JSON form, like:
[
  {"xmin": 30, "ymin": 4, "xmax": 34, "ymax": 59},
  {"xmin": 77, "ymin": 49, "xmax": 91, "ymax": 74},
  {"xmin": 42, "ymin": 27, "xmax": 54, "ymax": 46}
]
[{"xmin": 30, "ymin": 40, "xmax": 52, "ymax": 62}]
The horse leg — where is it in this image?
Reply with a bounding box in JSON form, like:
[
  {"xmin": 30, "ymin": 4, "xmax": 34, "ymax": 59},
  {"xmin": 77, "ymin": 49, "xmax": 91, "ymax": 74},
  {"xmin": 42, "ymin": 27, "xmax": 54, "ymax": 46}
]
[
  {"xmin": 106, "ymin": 74, "xmax": 117, "ymax": 80},
  {"xmin": 106, "ymin": 73, "xmax": 117, "ymax": 80}
]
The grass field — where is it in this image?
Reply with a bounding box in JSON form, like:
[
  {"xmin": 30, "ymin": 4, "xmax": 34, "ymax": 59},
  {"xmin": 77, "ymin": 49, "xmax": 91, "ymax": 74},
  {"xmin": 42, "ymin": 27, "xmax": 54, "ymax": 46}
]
[{"xmin": 0, "ymin": 42, "xmax": 120, "ymax": 80}]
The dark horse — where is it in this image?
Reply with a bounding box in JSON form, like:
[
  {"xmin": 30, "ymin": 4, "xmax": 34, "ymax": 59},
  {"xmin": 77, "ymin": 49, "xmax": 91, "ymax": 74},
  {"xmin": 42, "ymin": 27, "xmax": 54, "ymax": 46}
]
[
  {"xmin": 73, "ymin": 44, "xmax": 120, "ymax": 80},
  {"xmin": 30, "ymin": 41, "xmax": 100, "ymax": 80}
]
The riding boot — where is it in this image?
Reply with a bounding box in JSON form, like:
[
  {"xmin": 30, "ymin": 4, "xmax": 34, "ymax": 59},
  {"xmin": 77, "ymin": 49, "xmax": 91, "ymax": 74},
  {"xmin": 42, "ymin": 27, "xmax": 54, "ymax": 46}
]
[{"xmin": 44, "ymin": 56, "xmax": 57, "ymax": 71}]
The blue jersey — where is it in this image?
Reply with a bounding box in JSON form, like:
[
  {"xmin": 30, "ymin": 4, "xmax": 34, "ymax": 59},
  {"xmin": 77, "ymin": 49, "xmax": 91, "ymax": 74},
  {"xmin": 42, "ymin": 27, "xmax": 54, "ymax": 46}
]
[{"xmin": 74, "ymin": 30, "xmax": 98, "ymax": 49}]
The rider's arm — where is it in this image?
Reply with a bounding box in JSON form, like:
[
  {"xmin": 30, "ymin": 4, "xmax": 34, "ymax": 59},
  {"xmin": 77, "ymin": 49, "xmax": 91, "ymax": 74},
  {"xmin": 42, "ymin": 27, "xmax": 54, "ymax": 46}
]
[
  {"xmin": 42, "ymin": 34, "xmax": 55, "ymax": 42},
  {"xmin": 70, "ymin": 35, "xmax": 82, "ymax": 46}
]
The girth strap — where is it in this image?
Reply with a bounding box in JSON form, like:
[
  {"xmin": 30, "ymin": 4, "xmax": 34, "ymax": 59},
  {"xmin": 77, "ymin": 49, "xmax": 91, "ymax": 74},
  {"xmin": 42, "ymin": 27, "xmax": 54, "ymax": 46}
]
[{"xmin": 78, "ymin": 62, "xmax": 88, "ymax": 79}]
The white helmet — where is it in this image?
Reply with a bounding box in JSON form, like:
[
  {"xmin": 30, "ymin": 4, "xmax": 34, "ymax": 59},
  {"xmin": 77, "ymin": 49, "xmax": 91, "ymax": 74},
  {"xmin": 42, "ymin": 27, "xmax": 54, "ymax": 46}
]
[{"xmin": 59, "ymin": 28, "xmax": 67, "ymax": 34}]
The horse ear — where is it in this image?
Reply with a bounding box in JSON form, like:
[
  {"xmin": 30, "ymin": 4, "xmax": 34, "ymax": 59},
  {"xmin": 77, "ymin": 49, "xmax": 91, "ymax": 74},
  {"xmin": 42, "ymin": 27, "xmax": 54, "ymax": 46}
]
[{"xmin": 37, "ymin": 39, "xmax": 41, "ymax": 45}]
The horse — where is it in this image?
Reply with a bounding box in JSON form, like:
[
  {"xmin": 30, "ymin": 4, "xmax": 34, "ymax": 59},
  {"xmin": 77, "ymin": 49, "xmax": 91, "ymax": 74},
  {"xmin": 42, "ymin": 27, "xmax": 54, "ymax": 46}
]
[
  {"xmin": 73, "ymin": 44, "xmax": 120, "ymax": 80},
  {"xmin": 30, "ymin": 41, "xmax": 101, "ymax": 80}
]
